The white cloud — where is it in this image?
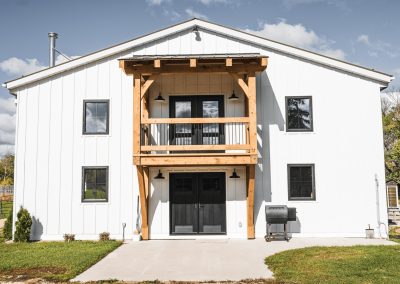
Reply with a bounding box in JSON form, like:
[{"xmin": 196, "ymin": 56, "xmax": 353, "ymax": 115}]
[
  {"xmin": 162, "ymin": 8, "xmax": 181, "ymax": 21},
  {"xmin": 197, "ymin": 0, "xmax": 228, "ymax": 5},
  {"xmin": 357, "ymin": 34, "xmax": 370, "ymax": 45},
  {"xmin": 357, "ymin": 34, "xmax": 399, "ymax": 58},
  {"xmin": 244, "ymin": 20, "xmax": 346, "ymax": 60},
  {"xmin": 55, "ymin": 54, "xmax": 80, "ymax": 65},
  {"xmin": 0, "ymin": 145, "xmax": 14, "ymax": 157},
  {"xmin": 146, "ymin": 0, "xmax": 170, "ymax": 5},
  {"xmin": 0, "ymin": 97, "xmax": 16, "ymax": 156},
  {"xmin": 185, "ymin": 8, "xmax": 208, "ymax": 20},
  {"xmin": 319, "ymin": 49, "xmax": 346, "ymax": 61},
  {"xmin": 281, "ymin": 0, "xmax": 349, "ymax": 10},
  {"xmin": 0, "ymin": 57, "xmax": 46, "ymax": 77}
]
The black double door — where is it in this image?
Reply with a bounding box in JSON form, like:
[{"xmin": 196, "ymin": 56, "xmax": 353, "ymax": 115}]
[
  {"xmin": 170, "ymin": 172, "xmax": 226, "ymax": 235},
  {"xmin": 169, "ymin": 95, "xmax": 225, "ymax": 146}
]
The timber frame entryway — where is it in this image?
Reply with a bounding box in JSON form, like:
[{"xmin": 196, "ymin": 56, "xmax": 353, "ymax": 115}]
[{"xmin": 119, "ymin": 53, "xmax": 268, "ymax": 240}]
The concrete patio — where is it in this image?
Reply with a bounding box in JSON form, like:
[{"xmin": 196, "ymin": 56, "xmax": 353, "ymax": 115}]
[{"xmin": 74, "ymin": 238, "xmax": 396, "ymax": 282}]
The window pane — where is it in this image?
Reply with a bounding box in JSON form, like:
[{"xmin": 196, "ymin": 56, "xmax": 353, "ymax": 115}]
[
  {"xmin": 83, "ymin": 168, "xmax": 108, "ymax": 201},
  {"xmin": 85, "ymin": 169, "xmax": 96, "ymax": 184},
  {"xmin": 203, "ymin": 101, "xmax": 219, "ymax": 118},
  {"xmin": 175, "ymin": 101, "xmax": 191, "ymax": 118},
  {"xmin": 84, "ymin": 101, "xmax": 109, "ymax": 134},
  {"xmin": 289, "ymin": 165, "xmax": 314, "ymax": 200},
  {"xmin": 96, "ymin": 169, "xmax": 107, "ymax": 184},
  {"xmin": 287, "ymin": 98, "xmax": 312, "ymax": 130}
]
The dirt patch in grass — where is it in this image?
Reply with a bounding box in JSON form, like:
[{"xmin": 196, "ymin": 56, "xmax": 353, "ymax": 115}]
[{"xmin": 0, "ymin": 266, "xmax": 67, "ymax": 281}]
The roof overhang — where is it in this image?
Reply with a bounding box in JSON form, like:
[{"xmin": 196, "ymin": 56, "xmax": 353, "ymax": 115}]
[
  {"xmin": 3, "ymin": 18, "xmax": 394, "ymax": 91},
  {"xmin": 119, "ymin": 53, "xmax": 268, "ymax": 75}
]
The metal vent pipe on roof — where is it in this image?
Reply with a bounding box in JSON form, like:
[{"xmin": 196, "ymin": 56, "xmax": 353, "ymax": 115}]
[{"xmin": 48, "ymin": 32, "xmax": 58, "ymax": 67}]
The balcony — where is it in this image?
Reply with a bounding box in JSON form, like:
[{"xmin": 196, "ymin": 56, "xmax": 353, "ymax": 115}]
[{"xmin": 137, "ymin": 117, "xmax": 256, "ymax": 166}]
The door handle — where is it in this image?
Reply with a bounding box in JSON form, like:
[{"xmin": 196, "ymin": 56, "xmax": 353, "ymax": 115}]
[{"xmin": 199, "ymin": 204, "xmax": 204, "ymax": 208}]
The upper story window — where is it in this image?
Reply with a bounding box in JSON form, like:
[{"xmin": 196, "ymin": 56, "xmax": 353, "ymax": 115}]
[
  {"xmin": 288, "ymin": 164, "xmax": 315, "ymax": 201},
  {"xmin": 286, "ymin": 97, "xmax": 313, "ymax": 132},
  {"xmin": 82, "ymin": 167, "xmax": 108, "ymax": 202},
  {"xmin": 83, "ymin": 100, "xmax": 109, "ymax": 134}
]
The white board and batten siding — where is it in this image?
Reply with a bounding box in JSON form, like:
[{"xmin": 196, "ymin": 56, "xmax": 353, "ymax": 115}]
[{"xmin": 12, "ymin": 27, "xmax": 389, "ymax": 240}]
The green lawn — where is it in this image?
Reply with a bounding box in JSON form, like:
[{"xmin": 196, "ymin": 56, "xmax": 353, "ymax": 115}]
[
  {"xmin": 0, "ymin": 200, "xmax": 13, "ymax": 219},
  {"xmin": 0, "ymin": 241, "xmax": 122, "ymax": 281},
  {"xmin": 265, "ymin": 245, "xmax": 400, "ymax": 284}
]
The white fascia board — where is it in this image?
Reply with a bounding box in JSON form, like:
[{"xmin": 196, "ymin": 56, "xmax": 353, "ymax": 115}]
[
  {"xmin": 4, "ymin": 18, "xmax": 393, "ymax": 90},
  {"xmin": 195, "ymin": 20, "xmax": 393, "ymax": 86}
]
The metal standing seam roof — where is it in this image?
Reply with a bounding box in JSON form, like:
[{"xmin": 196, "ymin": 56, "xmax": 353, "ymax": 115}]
[{"xmin": 119, "ymin": 53, "xmax": 266, "ymax": 61}]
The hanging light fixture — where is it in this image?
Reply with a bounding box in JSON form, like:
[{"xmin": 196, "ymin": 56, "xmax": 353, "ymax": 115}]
[
  {"xmin": 229, "ymin": 169, "xmax": 240, "ymax": 179},
  {"xmin": 228, "ymin": 90, "xmax": 239, "ymax": 101},
  {"xmin": 155, "ymin": 76, "xmax": 165, "ymax": 102},
  {"xmin": 154, "ymin": 169, "xmax": 165, "ymax": 179},
  {"xmin": 154, "ymin": 92, "xmax": 165, "ymax": 102}
]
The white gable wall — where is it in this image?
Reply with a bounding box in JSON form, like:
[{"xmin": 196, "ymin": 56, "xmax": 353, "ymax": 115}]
[{"xmin": 12, "ymin": 28, "xmax": 388, "ymax": 240}]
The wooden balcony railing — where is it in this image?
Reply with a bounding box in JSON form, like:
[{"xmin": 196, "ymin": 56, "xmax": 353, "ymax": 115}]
[{"xmin": 140, "ymin": 117, "xmax": 251, "ymax": 153}]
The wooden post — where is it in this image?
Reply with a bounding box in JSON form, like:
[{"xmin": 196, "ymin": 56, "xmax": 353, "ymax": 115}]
[
  {"xmin": 247, "ymin": 73, "xmax": 257, "ymax": 154},
  {"xmin": 137, "ymin": 166, "xmax": 149, "ymax": 240},
  {"xmin": 133, "ymin": 74, "xmax": 141, "ymax": 164},
  {"xmin": 247, "ymin": 165, "xmax": 255, "ymax": 239}
]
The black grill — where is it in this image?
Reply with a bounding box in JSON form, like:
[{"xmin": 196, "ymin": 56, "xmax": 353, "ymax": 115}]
[{"xmin": 265, "ymin": 205, "xmax": 297, "ymax": 242}]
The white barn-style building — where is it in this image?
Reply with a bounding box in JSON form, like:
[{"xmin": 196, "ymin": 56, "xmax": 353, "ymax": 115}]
[{"xmin": 4, "ymin": 18, "xmax": 393, "ymax": 241}]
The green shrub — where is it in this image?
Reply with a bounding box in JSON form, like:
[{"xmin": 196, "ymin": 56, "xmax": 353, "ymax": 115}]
[
  {"xmin": 14, "ymin": 206, "xmax": 32, "ymax": 242},
  {"xmin": 99, "ymin": 232, "xmax": 110, "ymax": 241},
  {"xmin": 3, "ymin": 209, "xmax": 13, "ymax": 240}
]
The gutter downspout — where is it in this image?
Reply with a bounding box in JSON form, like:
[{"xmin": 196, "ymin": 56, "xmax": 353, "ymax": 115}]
[{"xmin": 375, "ymin": 174, "xmax": 388, "ymax": 239}]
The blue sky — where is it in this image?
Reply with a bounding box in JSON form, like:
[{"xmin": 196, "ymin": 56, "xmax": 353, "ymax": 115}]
[{"xmin": 0, "ymin": 0, "xmax": 399, "ymax": 155}]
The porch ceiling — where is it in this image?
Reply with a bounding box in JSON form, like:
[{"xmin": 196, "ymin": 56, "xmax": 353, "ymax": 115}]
[{"xmin": 119, "ymin": 53, "xmax": 268, "ymax": 75}]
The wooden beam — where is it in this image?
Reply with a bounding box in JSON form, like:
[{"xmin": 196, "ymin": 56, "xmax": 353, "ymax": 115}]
[
  {"xmin": 190, "ymin": 58, "xmax": 197, "ymax": 67},
  {"xmin": 247, "ymin": 165, "xmax": 255, "ymax": 239},
  {"xmin": 137, "ymin": 166, "xmax": 149, "ymax": 240},
  {"xmin": 133, "ymin": 76, "xmax": 141, "ymax": 160},
  {"xmin": 230, "ymin": 73, "xmax": 249, "ymax": 98},
  {"xmin": 123, "ymin": 64, "xmax": 266, "ymax": 75},
  {"xmin": 260, "ymin": 57, "xmax": 268, "ymax": 67},
  {"xmin": 247, "ymin": 73, "xmax": 257, "ymax": 154},
  {"xmin": 154, "ymin": 59, "xmax": 161, "ymax": 68},
  {"xmin": 141, "ymin": 144, "xmax": 251, "ymax": 152},
  {"xmin": 141, "ymin": 116, "xmax": 250, "ymax": 124},
  {"xmin": 226, "ymin": 58, "xmax": 232, "ymax": 67},
  {"xmin": 136, "ymin": 154, "xmax": 257, "ymax": 166},
  {"xmin": 140, "ymin": 74, "xmax": 158, "ymax": 99}
]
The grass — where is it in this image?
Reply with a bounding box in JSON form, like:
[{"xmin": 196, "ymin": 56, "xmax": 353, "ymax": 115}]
[
  {"xmin": 265, "ymin": 245, "xmax": 400, "ymax": 284},
  {"xmin": 0, "ymin": 200, "xmax": 13, "ymax": 219},
  {"xmin": 0, "ymin": 241, "xmax": 122, "ymax": 281}
]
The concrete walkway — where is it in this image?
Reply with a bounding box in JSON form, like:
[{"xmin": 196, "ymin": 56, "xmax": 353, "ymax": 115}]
[{"xmin": 74, "ymin": 238, "xmax": 396, "ymax": 282}]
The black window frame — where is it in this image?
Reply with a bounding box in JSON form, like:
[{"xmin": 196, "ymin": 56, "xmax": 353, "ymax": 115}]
[
  {"xmin": 287, "ymin": 164, "xmax": 316, "ymax": 201},
  {"xmin": 285, "ymin": 96, "xmax": 313, "ymax": 132},
  {"xmin": 82, "ymin": 99, "xmax": 110, "ymax": 135},
  {"xmin": 81, "ymin": 166, "xmax": 109, "ymax": 203}
]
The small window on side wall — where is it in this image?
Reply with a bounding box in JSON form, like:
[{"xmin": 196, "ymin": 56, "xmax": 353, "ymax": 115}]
[
  {"xmin": 82, "ymin": 167, "xmax": 108, "ymax": 202},
  {"xmin": 288, "ymin": 164, "xmax": 315, "ymax": 201},
  {"xmin": 83, "ymin": 100, "xmax": 109, "ymax": 134},
  {"xmin": 286, "ymin": 97, "xmax": 313, "ymax": 131}
]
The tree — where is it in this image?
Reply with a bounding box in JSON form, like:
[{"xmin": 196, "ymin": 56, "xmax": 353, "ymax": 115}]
[
  {"xmin": 381, "ymin": 88, "xmax": 400, "ymax": 183},
  {"xmin": 14, "ymin": 207, "xmax": 32, "ymax": 242},
  {"xmin": 0, "ymin": 154, "xmax": 14, "ymax": 186}
]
